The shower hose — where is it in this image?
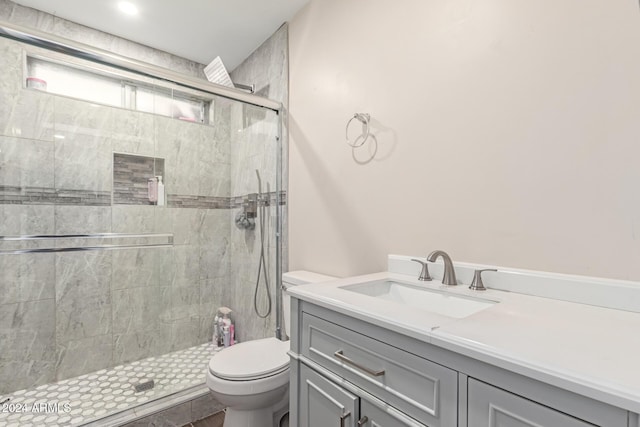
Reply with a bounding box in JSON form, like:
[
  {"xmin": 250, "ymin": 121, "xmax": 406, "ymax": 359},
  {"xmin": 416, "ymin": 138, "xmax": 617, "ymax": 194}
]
[{"xmin": 254, "ymin": 170, "xmax": 272, "ymax": 318}]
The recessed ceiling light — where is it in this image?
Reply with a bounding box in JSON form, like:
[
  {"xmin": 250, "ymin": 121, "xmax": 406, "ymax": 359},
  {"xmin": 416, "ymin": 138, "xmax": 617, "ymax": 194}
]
[{"xmin": 118, "ymin": 1, "xmax": 138, "ymax": 16}]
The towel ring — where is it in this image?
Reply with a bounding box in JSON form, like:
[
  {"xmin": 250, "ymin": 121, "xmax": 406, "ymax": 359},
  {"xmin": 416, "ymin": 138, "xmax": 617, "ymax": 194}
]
[{"xmin": 345, "ymin": 113, "xmax": 370, "ymax": 148}]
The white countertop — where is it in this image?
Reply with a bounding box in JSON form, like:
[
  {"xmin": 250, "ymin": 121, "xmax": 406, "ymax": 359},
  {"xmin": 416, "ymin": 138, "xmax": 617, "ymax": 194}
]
[{"xmin": 288, "ymin": 271, "xmax": 640, "ymax": 413}]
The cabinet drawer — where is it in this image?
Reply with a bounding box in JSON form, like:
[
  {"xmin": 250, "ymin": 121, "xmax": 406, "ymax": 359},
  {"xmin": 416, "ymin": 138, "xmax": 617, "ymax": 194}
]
[
  {"xmin": 468, "ymin": 379, "xmax": 594, "ymax": 427},
  {"xmin": 301, "ymin": 313, "xmax": 457, "ymax": 426}
]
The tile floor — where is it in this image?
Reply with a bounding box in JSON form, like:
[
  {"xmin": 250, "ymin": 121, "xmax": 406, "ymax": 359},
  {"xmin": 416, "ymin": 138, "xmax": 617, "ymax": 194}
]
[{"xmin": 0, "ymin": 343, "xmax": 215, "ymax": 427}]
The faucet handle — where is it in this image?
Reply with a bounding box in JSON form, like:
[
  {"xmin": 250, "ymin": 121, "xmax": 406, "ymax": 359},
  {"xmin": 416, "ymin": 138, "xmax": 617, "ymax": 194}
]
[
  {"xmin": 411, "ymin": 259, "xmax": 432, "ymax": 281},
  {"xmin": 469, "ymin": 269, "xmax": 497, "ymax": 291}
]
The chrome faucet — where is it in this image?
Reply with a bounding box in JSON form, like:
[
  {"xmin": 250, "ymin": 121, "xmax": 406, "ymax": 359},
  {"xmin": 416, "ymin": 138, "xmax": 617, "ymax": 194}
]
[{"xmin": 427, "ymin": 250, "xmax": 457, "ymax": 286}]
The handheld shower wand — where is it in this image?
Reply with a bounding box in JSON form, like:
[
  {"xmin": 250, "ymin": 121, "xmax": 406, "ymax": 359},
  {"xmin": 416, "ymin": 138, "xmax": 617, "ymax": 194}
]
[{"xmin": 253, "ymin": 170, "xmax": 272, "ymax": 318}]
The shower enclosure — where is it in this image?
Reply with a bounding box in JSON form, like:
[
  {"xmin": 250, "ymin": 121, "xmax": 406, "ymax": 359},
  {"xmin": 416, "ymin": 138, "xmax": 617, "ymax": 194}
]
[{"xmin": 0, "ymin": 21, "xmax": 283, "ymax": 426}]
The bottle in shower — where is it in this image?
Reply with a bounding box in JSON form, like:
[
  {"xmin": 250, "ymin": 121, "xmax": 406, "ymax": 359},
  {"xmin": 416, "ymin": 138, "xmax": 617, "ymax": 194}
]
[{"xmin": 156, "ymin": 175, "xmax": 165, "ymax": 206}]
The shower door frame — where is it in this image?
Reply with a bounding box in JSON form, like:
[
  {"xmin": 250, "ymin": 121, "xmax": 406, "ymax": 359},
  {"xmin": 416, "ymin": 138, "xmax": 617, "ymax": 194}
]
[{"xmin": 0, "ymin": 19, "xmax": 286, "ymax": 340}]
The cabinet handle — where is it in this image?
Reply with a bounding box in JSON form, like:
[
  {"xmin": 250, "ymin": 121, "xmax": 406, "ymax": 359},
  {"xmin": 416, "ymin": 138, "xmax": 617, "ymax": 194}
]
[
  {"xmin": 334, "ymin": 350, "xmax": 385, "ymax": 377},
  {"xmin": 340, "ymin": 411, "xmax": 350, "ymax": 427},
  {"xmin": 357, "ymin": 416, "xmax": 369, "ymax": 426}
]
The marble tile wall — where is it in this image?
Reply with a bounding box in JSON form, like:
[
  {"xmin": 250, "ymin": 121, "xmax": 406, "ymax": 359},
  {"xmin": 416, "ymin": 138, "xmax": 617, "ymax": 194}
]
[
  {"xmin": 0, "ymin": 12, "xmax": 286, "ymax": 397},
  {"xmin": 0, "ymin": 33, "xmax": 232, "ymax": 395}
]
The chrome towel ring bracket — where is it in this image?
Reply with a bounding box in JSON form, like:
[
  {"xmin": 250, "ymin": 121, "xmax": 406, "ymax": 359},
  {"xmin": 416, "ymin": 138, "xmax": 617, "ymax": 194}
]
[{"xmin": 345, "ymin": 113, "xmax": 371, "ymax": 148}]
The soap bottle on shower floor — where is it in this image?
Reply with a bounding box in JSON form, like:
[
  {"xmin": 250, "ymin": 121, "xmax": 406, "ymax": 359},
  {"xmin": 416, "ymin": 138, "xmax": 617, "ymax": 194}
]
[{"xmin": 156, "ymin": 175, "xmax": 165, "ymax": 206}]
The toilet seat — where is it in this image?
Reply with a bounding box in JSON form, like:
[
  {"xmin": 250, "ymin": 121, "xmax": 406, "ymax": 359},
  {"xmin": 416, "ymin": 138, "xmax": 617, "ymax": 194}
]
[{"xmin": 209, "ymin": 337, "xmax": 290, "ymax": 381}]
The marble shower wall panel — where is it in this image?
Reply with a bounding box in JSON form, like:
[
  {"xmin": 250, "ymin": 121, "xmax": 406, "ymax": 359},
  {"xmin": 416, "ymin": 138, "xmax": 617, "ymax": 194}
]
[
  {"xmin": 155, "ymin": 208, "xmax": 202, "ymax": 246},
  {"xmin": 155, "ymin": 117, "xmax": 207, "ymax": 197},
  {"xmin": 111, "ymin": 247, "xmax": 174, "ymax": 290},
  {"xmin": 54, "ymin": 206, "xmax": 112, "ymax": 235},
  {"xmin": 199, "ymin": 210, "xmax": 231, "ymax": 282},
  {"xmin": 170, "ymin": 283, "xmax": 202, "ymax": 350},
  {"xmin": 0, "ymin": 136, "xmax": 54, "ymax": 188},
  {"xmin": 0, "ymin": 87, "xmax": 55, "ymax": 141},
  {"xmin": 0, "ymin": 36, "xmax": 24, "ymax": 95},
  {"xmin": 111, "ymin": 277, "xmax": 173, "ymax": 366},
  {"xmin": 0, "ymin": 204, "xmax": 54, "ymax": 235},
  {"xmin": 200, "ymin": 102, "xmax": 232, "ymax": 198},
  {"xmin": 53, "ymin": 97, "xmax": 114, "ymax": 192},
  {"xmin": 0, "ymin": 299, "xmax": 56, "ymax": 394},
  {"xmin": 110, "ymin": 107, "xmax": 156, "ymax": 156},
  {"xmin": 112, "ymin": 205, "xmax": 156, "ymax": 234},
  {"xmin": 55, "ymin": 252, "xmax": 112, "ymax": 343},
  {"xmin": 0, "ymin": 37, "xmax": 55, "ymax": 141},
  {"xmin": 0, "ymin": 253, "xmax": 55, "ymax": 305},
  {"xmin": 56, "ymin": 334, "xmax": 113, "ymax": 381}
]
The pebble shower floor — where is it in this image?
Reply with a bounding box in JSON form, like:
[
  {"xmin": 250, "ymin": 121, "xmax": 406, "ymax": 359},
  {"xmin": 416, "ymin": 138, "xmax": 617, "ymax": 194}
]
[{"xmin": 0, "ymin": 343, "xmax": 215, "ymax": 426}]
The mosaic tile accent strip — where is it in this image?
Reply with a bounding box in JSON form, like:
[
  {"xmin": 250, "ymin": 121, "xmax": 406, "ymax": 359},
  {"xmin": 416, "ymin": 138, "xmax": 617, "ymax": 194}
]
[
  {"xmin": 228, "ymin": 191, "xmax": 287, "ymax": 209},
  {"xmin": 0, "ymin": 342, "xmax": 216, "ymax": 427},
  {"xmin": 0, "ymin": 186, "xmax": 111, "ymax": 206},
  {"xmin": 167, "ymin": 195, "xmax": 231, "ymax": 209},
  {"xmin": 0, "ymin": 186, "xmax": 287, "ymax": 209},
  {"xmin": 113, "ymin": 153, "xmax": 165, "ymax": 206}
]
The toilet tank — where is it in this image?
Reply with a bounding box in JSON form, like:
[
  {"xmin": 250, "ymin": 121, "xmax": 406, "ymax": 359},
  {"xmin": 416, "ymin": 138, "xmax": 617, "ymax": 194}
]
[{"xmin": 282, "ymin": 270, "xmax": 335, "ymax": 338}]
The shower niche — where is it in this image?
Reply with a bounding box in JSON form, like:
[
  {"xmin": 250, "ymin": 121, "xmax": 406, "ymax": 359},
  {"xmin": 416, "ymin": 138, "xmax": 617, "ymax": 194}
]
[{"xmin": 113, "ymin": 153, "xmax": 166, "ymax": 206}]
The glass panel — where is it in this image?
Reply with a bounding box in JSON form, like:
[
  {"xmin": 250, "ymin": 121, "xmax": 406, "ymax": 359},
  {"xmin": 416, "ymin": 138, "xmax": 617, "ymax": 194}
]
[
  {"xmin": 27, "ymin": 56, "xmax": 123, "ymax": 107},
  {"xmin": 0, "ymin": 34, "xmax": 281, "ymax": 426},
  {"xmin": 226, "ymin": 100, "xmax": 280, "ymax": 341},
  {"xmin": 26, "ymin": 56, "xmax": 210, "ymax": 124}
]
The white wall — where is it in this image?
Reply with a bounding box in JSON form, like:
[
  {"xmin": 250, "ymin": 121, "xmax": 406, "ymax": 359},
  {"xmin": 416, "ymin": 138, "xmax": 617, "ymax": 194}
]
[{"xmin": 288, "ymin": 0, "xmax": 640, "ymax": 281}]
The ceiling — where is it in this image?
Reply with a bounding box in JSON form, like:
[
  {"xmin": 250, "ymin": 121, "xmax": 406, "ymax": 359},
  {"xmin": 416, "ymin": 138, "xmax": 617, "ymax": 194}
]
[{"xmin": 11, "ymin": 0, "xmax": 309, "ymax": 70}]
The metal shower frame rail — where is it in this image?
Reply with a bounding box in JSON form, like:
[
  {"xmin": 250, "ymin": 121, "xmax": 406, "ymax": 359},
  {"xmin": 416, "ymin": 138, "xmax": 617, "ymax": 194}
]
[
  {"xmin": 0, "ymin": 233, "xmax": 175, "ymax": 254},
  {"xmin": 0, "ymin": 20, "xmax": 283, "ymax": 112}
]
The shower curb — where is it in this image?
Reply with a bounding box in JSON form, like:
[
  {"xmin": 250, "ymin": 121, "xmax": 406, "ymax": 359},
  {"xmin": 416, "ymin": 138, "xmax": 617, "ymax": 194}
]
[{"xmin": 80, "ymin": 385, "xmax": 210, "ymax": 427}]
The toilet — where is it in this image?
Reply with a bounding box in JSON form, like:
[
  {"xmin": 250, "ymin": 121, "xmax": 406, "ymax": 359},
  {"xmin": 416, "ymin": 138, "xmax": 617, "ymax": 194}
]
[{"xmin": 206, "ymin": 271, "xmax": 335, "ymax": 427}]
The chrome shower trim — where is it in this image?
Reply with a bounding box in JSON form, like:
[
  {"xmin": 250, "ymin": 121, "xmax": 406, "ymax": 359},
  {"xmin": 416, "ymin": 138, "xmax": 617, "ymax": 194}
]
[
  {"xmin": 0, "ymin": 20, "xmax": 282, "ymax": 112},
  {"xmin": 0, "ymin": 233, "xmax": 174, "ymax": 254},
  {"xmin": 0, "ymin": 243, "xmax": 174, "ymax": 255},
  {"xmin": 0, "ymin": 233, "xmax": 174, "ymax": 241}
]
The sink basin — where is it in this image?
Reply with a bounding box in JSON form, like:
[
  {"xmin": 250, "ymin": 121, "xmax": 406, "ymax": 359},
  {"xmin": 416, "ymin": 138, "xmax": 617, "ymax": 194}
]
[{"xmin": 341, "ymin": 280, "xmax": 496, "ymax": 319}]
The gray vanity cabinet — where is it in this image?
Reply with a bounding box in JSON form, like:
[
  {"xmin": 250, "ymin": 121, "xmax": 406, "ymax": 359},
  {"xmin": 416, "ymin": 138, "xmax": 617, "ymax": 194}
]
[
  {"xmin": 290, "ymin": 299, "xmax": 630, "ymax": 427},
  {"xmin": 299, "ymin": 364, "xmax": 359, "ymax": 427},
  {"xmin": 467, "ymin": 379, "xmax": 593, "ymax": 427}
]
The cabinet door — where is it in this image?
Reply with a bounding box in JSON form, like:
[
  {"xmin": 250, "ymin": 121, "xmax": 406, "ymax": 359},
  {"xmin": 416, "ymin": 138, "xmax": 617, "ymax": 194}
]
[
  {"xmin": 468, "ymin": 379, "xmax": 593, "ymax": 427},
  {"xmin": 359, "ymin": 399, "xmax": 427, "ymax": 427},
  {"xmin": 299, "ymin": 364, "xmax": 359, "ymax": 427}
]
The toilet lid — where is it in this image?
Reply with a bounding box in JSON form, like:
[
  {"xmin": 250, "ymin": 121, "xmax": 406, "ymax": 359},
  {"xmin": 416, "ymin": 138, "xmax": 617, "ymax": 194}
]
[{"xmin": 209, "ymin": 337, "xmax": 290, "ymax": 381}]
